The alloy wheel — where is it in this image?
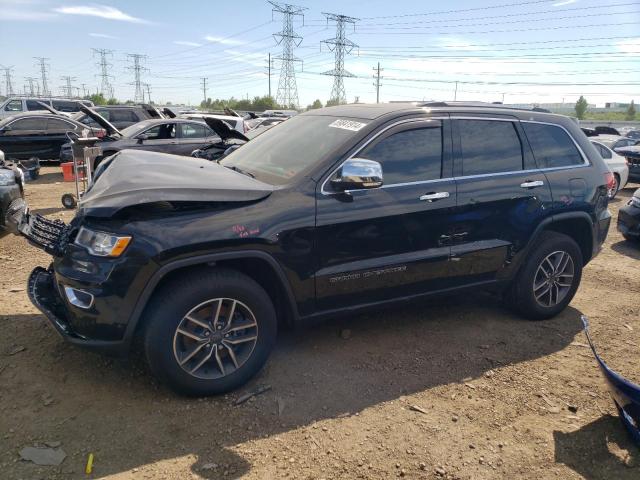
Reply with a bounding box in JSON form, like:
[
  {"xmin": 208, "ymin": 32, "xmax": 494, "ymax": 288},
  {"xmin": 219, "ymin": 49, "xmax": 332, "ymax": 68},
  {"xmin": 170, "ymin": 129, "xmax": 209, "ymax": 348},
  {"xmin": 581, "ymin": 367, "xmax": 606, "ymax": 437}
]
[
  {"xmin": 533, "ymin": 250, "xmax": 575, "ymax": 308},
  {"xmin": 172, "ymin": 298, "xmax": 258, "ymax": 379}
]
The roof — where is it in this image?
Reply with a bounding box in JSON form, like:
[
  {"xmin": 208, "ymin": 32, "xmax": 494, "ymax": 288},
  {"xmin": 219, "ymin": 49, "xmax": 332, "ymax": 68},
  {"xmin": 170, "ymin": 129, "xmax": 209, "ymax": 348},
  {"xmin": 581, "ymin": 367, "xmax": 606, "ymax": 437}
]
[
  {"xmin": 0, "ymin": 112, "xmax": 71, "ymax": 126},
  {"xmin": 302, "ymin": 101, "xmax": 570, "ymax": 123}
]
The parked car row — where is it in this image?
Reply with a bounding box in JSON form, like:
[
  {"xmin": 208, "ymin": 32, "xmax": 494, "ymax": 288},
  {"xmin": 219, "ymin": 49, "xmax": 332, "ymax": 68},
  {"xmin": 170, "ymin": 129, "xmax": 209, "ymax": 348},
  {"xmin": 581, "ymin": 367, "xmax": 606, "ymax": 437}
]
[
  {"xmin": 0, "ymin": 96, "xmax": 94, "ymax": 118},
  {"xmin": 0, "ymin": 102, "xmax": 289, "ymax": 164}
]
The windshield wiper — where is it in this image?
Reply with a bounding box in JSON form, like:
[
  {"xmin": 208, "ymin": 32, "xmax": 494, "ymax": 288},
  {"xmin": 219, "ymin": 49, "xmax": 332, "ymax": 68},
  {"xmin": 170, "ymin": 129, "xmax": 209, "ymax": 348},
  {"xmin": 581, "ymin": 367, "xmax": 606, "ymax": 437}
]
[{"xmin": 223, "ymin": 164, "xmax": 255, "ymax": 178}]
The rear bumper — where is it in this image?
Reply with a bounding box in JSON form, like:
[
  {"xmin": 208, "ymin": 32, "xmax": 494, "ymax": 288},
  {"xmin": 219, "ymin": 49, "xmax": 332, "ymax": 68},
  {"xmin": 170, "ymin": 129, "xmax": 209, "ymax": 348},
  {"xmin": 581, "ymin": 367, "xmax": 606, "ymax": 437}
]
[{"xmin": 28, "ymin": 266, "xmax": 128, "ymax": 356}]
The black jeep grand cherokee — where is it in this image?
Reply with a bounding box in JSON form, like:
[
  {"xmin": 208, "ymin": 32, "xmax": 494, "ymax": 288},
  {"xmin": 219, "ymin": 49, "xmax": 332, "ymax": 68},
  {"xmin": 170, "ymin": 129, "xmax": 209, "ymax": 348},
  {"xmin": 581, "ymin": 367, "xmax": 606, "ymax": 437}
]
[{"xmin": 13, "ymin": 102, "xmax": 612, "ymax": 396}]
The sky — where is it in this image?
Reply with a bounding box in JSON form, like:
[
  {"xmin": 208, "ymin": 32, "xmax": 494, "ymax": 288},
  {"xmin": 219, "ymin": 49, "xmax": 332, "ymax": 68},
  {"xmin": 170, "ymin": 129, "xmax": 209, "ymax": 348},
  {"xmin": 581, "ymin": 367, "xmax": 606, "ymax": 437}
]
[{"xmin": 0, "ymin": 0, "xmax": 639, "ymax": 107}]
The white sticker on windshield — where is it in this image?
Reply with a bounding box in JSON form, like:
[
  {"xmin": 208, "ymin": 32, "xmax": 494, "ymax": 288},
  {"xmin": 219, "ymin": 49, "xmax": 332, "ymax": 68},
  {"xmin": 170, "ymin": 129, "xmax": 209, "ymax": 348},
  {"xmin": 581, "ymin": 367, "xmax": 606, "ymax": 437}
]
[{"xmin": 328, "ymin": 119, "xmax": 367, "ymax": 132}]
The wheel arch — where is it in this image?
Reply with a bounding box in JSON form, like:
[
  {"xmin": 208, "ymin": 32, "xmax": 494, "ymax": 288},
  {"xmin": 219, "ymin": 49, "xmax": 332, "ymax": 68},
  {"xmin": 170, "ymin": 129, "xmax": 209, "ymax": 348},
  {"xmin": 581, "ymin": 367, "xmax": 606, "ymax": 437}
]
[{"xmin": 124, "ymin": 251, "xmax": 299, "ymax": 349}]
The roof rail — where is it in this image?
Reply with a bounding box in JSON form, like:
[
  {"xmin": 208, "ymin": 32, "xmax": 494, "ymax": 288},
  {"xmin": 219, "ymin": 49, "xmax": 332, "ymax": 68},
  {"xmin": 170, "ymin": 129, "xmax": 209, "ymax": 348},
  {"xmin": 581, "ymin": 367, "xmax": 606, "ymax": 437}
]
[{"xmin": 420, "ymin": 101, "xmax": 552, "ymax": 114}]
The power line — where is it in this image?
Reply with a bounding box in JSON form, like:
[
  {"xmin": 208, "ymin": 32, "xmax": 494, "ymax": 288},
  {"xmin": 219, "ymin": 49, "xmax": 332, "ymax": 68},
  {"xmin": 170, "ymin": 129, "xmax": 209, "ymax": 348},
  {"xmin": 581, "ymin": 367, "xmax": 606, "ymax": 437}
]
[
  {"xmin": 93, "ymin": 48, "xmax": 114, "ymax": 99},
  {"xmin": 34, "ymin": 57, "xmax": 51, "ymax": 96},
  {"xmin": 270, "ymin": 1, "xmax": 307, "ymax": 108},
  {"xmin": 321, "ymin": 12, "xmax": 359, "ymax": 104}
]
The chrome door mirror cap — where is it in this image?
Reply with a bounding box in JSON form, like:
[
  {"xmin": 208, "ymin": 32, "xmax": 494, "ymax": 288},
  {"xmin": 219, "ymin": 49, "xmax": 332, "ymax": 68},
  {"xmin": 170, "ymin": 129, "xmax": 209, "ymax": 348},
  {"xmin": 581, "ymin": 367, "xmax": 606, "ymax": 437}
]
[{"xmin": 330, "ymin": 158, "xmax": 383, "ymax": 192}]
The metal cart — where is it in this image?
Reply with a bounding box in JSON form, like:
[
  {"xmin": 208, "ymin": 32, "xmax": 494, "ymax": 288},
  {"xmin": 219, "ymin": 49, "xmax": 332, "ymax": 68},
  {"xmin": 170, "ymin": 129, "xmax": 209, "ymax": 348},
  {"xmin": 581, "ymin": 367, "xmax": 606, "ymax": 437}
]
[{"xmin": 61, "ymin": 134, "xmax": 102, "ymax": 209}]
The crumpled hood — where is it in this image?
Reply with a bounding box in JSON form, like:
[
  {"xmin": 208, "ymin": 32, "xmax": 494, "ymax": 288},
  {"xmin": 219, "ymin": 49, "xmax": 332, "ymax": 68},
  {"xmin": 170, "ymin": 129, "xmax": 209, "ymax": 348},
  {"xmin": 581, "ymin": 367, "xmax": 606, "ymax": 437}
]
[{"xmin": 79, "ymin": 149, "xmax": 274, "ymax": 217}]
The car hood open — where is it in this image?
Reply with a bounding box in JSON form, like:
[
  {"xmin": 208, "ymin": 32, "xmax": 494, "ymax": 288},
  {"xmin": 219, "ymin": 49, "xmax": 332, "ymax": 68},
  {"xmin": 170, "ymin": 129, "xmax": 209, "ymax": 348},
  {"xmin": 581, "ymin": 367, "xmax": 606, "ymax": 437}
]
[
  {"xmin": 80, "ymin": 106, "xmax": 122, "ymax": 137},
  {"xmin": 79, "ymin": 149, "xmax": 274, "ymax": 217},
  {"xmin": 203, "ymin": 117, "xmax": 249, "ymax": 142}
]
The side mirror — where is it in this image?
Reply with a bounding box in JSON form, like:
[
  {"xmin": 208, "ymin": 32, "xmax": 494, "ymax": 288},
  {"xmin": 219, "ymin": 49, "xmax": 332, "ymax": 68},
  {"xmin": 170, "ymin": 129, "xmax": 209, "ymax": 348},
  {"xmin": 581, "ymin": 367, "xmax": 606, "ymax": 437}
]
[
  {"xmin": 137, "ymin": 133, "xmax": 149, "ymax": 144},
  {"xmin": 330, "ymin": 158, "xmax": 383, "ymax": 192}
]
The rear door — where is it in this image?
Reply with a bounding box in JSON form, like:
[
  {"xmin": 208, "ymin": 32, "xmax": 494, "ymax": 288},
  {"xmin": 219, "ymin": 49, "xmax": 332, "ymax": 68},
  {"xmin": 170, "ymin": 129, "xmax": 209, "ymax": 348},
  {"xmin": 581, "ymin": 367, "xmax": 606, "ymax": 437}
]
[
  {"xmin": 315, "ymin": 117, "xmax": 457, "ymax": 311},
  {"xmin": 45, "ymin": 117, "xmax": 80, "ymax": 159},
  {"xmin": 448, "ymin": 116, "xmax": 553, "ymax": 285},
  {"xmin": 0, "ymin": 117, "xmax": 48, "ymax": 159},
  {"xmin": 176, "ymin": 122, "xmax": 217, "ymax": 156}
]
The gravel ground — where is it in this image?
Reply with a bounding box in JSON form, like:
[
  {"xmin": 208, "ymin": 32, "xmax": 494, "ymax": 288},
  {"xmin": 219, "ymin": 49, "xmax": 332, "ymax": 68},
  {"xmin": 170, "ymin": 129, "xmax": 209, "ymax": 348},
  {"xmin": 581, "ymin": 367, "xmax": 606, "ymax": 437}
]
[{"xmin": 1, "ymin": 166, "xmax": 639, "ymax": 480}]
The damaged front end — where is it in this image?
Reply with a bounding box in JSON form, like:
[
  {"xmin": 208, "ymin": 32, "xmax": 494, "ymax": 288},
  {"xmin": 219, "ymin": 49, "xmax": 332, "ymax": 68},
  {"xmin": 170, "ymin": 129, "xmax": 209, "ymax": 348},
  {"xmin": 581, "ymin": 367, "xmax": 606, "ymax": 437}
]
[
  {"xmin": 582, "ymin": 316, "xmax": 640, "ymax": 445},
  {"xmin": 6, "ymin": 200, "xmax": 74, "ymax": 256}
]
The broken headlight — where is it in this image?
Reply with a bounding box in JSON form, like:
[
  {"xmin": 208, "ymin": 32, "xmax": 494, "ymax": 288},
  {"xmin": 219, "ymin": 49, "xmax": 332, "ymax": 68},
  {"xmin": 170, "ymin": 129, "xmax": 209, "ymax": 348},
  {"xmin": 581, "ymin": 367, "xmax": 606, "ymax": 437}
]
[
  {"xmin": 0, "ymin": 170, "xmax": 16, "ymax": 186},
  {"xmin": 74, "ymin": 226, "xmax": 131, "ymax": 257}
]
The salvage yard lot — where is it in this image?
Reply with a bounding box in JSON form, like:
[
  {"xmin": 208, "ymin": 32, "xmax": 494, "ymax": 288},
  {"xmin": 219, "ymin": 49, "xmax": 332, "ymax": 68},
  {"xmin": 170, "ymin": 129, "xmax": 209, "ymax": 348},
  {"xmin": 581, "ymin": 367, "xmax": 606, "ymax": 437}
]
[{"xmin": 1, "ymin": 166, "xmax": 639, "ymax": 480}]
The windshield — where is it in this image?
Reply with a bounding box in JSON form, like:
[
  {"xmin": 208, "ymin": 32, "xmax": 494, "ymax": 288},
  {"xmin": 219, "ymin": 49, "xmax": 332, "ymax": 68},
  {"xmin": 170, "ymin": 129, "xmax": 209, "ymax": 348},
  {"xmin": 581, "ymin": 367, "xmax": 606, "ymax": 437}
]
[{"xmin": 220, "ymin": 115, "xmax": 364, "ymax": 185}]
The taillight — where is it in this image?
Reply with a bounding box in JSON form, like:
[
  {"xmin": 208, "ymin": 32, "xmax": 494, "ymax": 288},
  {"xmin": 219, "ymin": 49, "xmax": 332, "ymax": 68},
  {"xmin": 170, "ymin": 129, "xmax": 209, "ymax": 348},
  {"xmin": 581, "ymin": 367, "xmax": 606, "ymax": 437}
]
[
  {"xmin": 243, "ymin": 122, "xmax": 248, "ymax": 134},
  {"xmin": 604, "ymin": 171, "xmax": 615, "ymax": 191}
]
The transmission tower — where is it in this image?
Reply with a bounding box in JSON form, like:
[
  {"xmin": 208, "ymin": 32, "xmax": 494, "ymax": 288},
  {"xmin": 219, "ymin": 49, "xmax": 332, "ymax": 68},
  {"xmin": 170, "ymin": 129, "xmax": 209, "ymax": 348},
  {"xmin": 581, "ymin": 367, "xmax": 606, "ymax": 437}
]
[
  {"xmin": 126, "ymin": 53, "xmax": 148, "ymax": 103},
  {"xmin": 34, "ymin": 57, "xmax": 51, "ymax": 96},
  {"xmin": 269, "ymin": 1, "xmax": 307, "ymax": 108},
  {"xmin": 60, "ymin": 76, "xmax": 77, "ymax": 97},
  {"xmin": 2, "ymin": 66, "xmax": 15, "ymax": 96},
  {"xmin": 144, "ymin": 83, "xmax": 152, "ymax": 104},
  {"xmin": 201, "ymin": 77, "xmax": 208, "ymax": 104},
  {"xmin": 93, "ymin": 48, "xmax": 114, "ymax": 99},
  {"xmin": 321, "ymin": 13, "xmax": 359, "ymax": 105},
  {"xmin": 24, "ymin": 77, "xmax": 39, "ymax": 96}
]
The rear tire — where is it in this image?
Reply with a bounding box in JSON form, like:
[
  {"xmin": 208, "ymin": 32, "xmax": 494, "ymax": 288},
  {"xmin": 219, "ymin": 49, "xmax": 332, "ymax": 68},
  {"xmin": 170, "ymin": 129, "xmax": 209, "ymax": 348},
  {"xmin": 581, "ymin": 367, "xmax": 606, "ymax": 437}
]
[
  {"xmin": 143, "ymin": 268, "xmax": 277, "ymax": 396},
  {"xmin": 506, "ymin": 231, "xmax": 583, "ymax": 320}
]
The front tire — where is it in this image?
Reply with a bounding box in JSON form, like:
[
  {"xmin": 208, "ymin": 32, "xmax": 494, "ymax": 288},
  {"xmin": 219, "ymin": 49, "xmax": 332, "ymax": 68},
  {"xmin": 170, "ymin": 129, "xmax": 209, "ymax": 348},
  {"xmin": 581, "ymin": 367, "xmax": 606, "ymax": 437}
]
[
  {"xmin": 506, "ymin": 232, "xmax": 583, "ymax": 320},
  {"xmin": 143, "ymin": 268, "xmax": 277, "ymax": 396}
]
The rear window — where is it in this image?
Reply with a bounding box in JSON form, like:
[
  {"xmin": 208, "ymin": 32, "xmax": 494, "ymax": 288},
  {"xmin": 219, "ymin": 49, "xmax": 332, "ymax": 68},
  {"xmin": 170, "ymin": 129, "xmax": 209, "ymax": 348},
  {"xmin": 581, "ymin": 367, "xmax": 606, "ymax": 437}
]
[
  {"xmin": 523, "ymin": 123, "xmax": 584, "ymax": 168},
  {"xmin": 459, "ymin": 120, "xmax": 524, "ymax": 176},
  {"xmin": 47, "ymin": 118, "xmax": 77, "ymax": 131}
]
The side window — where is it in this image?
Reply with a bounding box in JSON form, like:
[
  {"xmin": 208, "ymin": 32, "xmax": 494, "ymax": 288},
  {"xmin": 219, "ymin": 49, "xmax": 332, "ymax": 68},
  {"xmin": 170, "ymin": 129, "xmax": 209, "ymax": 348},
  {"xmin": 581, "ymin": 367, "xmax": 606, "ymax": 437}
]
[
  {"xmin": 52, "ymin": 100, "xmax": 80, "ymax": 112},
  {"xmin": 27, "ymin": 100, "xmax": 48, "ymax": 111},
  {"xmin": 110, "ymin": 109, "xmax": 138, "ymax": 123},
  {"xmin": 143, "ymin": 123, "xmax": 175, "ymax": 140},
  {"xmin": 459, "ymin": 120, "xmax": 523, "ymax": 176},
  {"xmin": 522, "ymin": 123, "xmax": 583, "ymax": 168},
  {"xmin": 9, "ymin": 118, "xmax": 47, "ymax": 130},
  {"xmin": 4, "ymin": 100, "xmax": 23, "ymax": 112},
  {"xmin": 47, "ymin": 118, "xmax": 77, "ymax": 131},
  {"xmin": 179, "ymin": 123, "xmax": 210, "ymax": 138},
  {"xmin": 359, "ymin": 124, "xmax": 443, "ymax": 185}
]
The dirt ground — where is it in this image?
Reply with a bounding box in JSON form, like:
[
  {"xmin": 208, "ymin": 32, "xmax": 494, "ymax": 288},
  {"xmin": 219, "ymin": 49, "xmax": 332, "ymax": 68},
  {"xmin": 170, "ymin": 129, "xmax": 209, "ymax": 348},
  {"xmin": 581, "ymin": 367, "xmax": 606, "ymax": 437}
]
[{"xmin": 1, "ymin": 165, "xmax": 639, "ymax": 480}]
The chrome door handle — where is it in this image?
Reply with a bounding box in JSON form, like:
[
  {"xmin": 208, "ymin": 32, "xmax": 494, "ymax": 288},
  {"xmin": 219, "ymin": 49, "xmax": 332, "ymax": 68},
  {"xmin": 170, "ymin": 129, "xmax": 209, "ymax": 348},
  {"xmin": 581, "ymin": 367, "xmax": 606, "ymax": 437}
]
[
  {"xmin": 419, "ymin": 192, "xmax": 450, "ymax": 202},
  {"xmin": 520, "ymin": 180, "xmax": 544, "ymax": 189}
]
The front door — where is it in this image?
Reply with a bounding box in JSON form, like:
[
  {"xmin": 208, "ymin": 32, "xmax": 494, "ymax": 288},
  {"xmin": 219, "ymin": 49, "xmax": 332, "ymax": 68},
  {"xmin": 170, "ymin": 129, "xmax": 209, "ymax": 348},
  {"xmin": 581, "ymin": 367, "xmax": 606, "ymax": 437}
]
[
  {"xmin": 448, "ymin": 117, "xmax": 553, "ymax": 285},
  {"xmin": 135, "ymin": 122, "xmax": 178, "ymax": 153},
  {"xmin": 315, "ymin": 118, "xmax": 457, "ymax": 312},
  {"xmin": 0, "ymin": 117, "xmax": 48, "ymax": 159}
]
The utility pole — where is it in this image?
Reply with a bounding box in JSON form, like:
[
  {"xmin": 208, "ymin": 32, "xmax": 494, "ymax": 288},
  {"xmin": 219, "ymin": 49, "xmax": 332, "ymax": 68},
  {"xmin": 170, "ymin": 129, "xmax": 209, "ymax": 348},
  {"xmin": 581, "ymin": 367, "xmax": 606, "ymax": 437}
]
[
  {"xmin": 126, "ymin": 53, "xmax": 148, "ymax": 103},
  {"xmin": 269, "ymin": 1, "xmax": 307, "ymax": 108},
  {"xmin": 24, "ymin": 77, "xmax": 38, "ymax": 96},
  {"xmin": 60, "ymin": 76, "xmax": 77, "ymax": 97},
  {"xmin": 93, "ymin": 48, "xmax": 114, "ymax": 99},
  {"xmin": 201, "ymin": 77, "xmax": 208, "ymax": 104},
  {"xmin": 373, "ymin": 62, "xmax": 383, "ymax": 104},
  {"xmin": 34, "ymin": 57, "xmax": 51, "ymax": 96},
  {"xmin": 454, "ymin": 81, "xmax": 458, "ymax": 101},
  {"xmin": 266, "ymin": 53, "xmax": 274, "ymax": 98},
  {"xmin": 321, "ymin": 12, "xmax": 359, "ymax": 105}
]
